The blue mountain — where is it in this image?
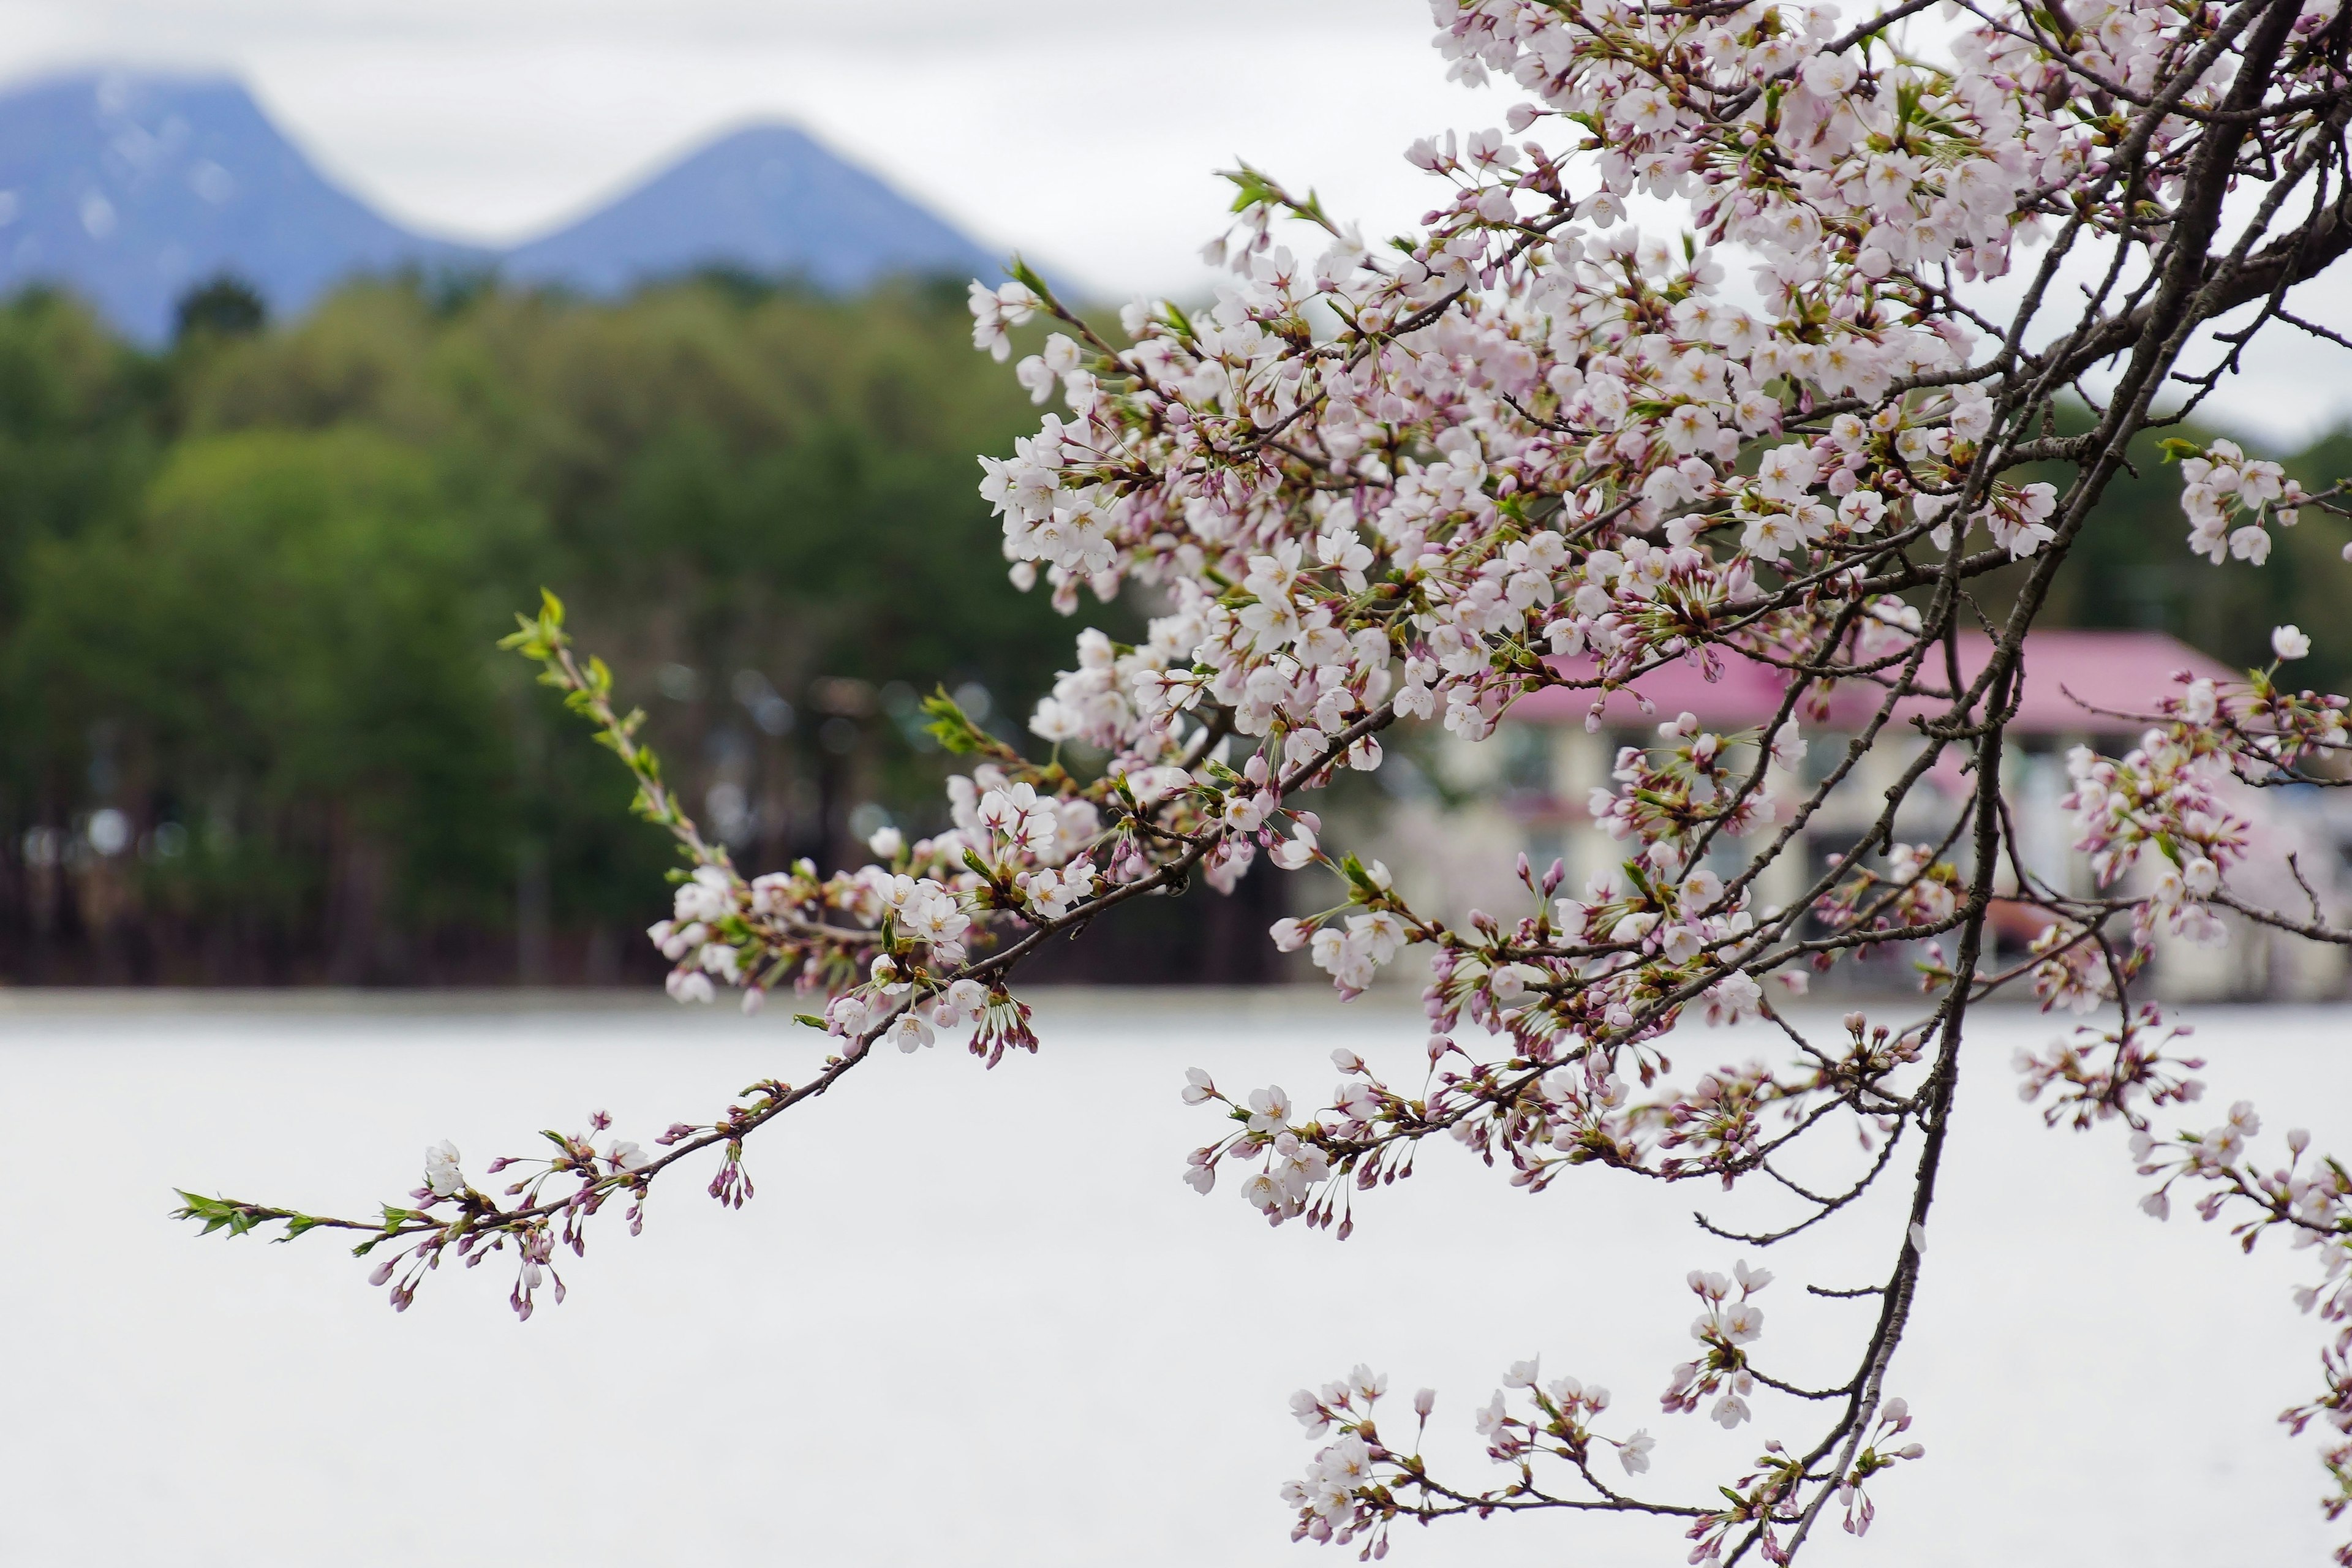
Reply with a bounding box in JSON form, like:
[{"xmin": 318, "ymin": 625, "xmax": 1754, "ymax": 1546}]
[
  {"xmin": 503, "ymin": 124, "xmax": 1003, "ymax": 296},
  {"xmin": 0, "ymin": 70, "xmax": 1018, "ymax": 342},
  {"xmin": 0, "ymin": 72, "xmax": 483, "ymax": 341}
]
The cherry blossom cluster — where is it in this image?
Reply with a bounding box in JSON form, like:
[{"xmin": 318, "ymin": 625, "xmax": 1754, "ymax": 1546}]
[
  {"xmin": 1814, "ymin": 840, "xmax": 1962, "ymax": 942},
  {"xmin": 2024, "ymin": 916, "xmax": 2133, "ymax": 1015},
  {"xmin": 1663, "ymin": 1261, "xmax": 1776, "ymax": 1429},
  {"xmin": 1174, "ymin": 998, "xmax": 1921, "ymax": 1251},
  {"xmin": 1273, "ymin": 1264, "xmax": 1918, "ymax": 1565},
  {"xmin": 2163, "ymin": 653, "xmax": 2352, "ymax": 787},
  {"xmin": 2011, "ymin": 1008, "xmax": 2207, "ymax": 1131},
  {"xmin": 2171, "ymin": 438, "xmax": 2302, "ymax": 565},
  {"xmin": 2064, "ymin": 721, "xmax": 2251, "ymax": 948},
  {"xmin": 1276, "ymin": 1353, "xmax": 1668, "ymax": 1559}
]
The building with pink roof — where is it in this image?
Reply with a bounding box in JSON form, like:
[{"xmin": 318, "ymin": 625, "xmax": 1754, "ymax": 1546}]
[
  {"xmin": 1359, "ymin": 629, "xmax": 2346, "ymax": 1001},
  {"xmin": 1513, "ymin": 629, "xmax": 2238, "ymax": 736}
]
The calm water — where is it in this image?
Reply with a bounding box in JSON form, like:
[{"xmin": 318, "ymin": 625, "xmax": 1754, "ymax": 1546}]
[{"xmin": 0, "ymin": 991, "xmax": 2340, "ymax": 1566}]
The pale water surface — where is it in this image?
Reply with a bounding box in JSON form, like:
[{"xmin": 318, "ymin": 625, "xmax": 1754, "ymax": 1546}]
[{"xmin": 1, "ymin": 992, "xmax": 2343, "ymax": 1566}]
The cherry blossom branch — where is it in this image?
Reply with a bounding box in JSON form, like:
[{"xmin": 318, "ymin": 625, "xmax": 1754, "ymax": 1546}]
[{"xmin": 177, "ymin": 1, "xmax": 2352, "ymax": 1558}]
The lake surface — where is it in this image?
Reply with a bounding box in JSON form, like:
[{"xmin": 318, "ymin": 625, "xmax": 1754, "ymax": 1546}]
[{"xmin": 1, "ymin": 990, "xmax": 2342, "ymax": 1566}]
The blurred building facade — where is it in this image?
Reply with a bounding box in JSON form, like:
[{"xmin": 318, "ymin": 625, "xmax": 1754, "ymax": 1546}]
[{"xmin": 1365, "ymin": 630, "xmax": 2350, "ymax": 1001}]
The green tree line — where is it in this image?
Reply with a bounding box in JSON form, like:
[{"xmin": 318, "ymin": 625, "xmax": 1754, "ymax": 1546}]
[
  {"xmin": 0, "ymin": 272, "xmax": 2339, "ymax": 982},
  {"xmin": 0, "ymin": 273, "xmax": 1137, "ymax": 981}
]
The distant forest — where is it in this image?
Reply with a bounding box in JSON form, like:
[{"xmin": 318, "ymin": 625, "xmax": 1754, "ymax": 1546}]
[{"xmin": 0, "ymin": 271, "xmax": 2341, "ymax": 984}]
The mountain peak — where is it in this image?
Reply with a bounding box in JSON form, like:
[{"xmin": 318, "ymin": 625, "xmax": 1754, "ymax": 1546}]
[
  {"xmin": 504, "ymin": 123, "xmax": 1005, "ymax": 296},
  {"xmin": 0, "ymin": 70, "xmax": 477, "ymax": 341}
]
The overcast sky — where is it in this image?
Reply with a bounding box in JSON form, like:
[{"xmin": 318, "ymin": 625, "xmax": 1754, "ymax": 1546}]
[{"xmin": 0, "ymin": 0, "xmax": 2345, "ymax": 444}]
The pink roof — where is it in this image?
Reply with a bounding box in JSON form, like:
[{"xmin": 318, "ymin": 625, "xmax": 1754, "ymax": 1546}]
[{"xmin": 1512, "ymin": 629, "xmax": 2239, "ymax": 736}]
